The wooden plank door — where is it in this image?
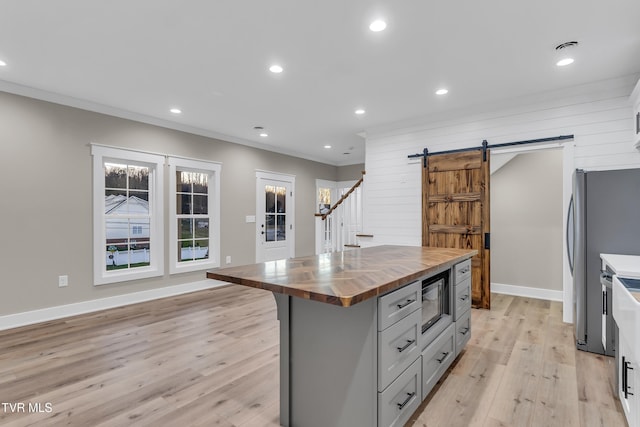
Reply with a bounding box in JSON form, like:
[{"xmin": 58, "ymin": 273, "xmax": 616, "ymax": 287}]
[{"xmin": 422, "ymin": 149, "xmax": 490, "ymax": 309}]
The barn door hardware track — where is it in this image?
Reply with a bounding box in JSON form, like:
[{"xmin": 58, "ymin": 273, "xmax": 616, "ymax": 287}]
[{"xmin": 407, "ymin": 134, "xmax": 574, "ymax": 167}]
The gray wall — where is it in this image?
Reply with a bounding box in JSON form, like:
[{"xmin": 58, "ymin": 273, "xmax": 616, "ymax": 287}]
[
  {"xmin": 490, "ymin": 150, "xmax": 563, "ymax": 291},
  {"xmin": 0, "ymin": 91, "xmax": 361, "ymax": 315},
  {"xmin": 336, "ymin": 163, "xmax": 365, "ymax": 182}
]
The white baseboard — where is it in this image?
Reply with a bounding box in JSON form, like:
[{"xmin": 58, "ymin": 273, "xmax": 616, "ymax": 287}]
[
  {"xmin": 0, "ymin": 279, "xmax": 228, "ymax": 332},
  {"xmin": 491, "ymin": 282, "xmax": 563, "ymax": 302}
]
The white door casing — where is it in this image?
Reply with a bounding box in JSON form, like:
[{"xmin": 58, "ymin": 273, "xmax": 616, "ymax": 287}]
[{"xmin": 256, "ymin": 171, "xmax": 295, "ymax": 262}]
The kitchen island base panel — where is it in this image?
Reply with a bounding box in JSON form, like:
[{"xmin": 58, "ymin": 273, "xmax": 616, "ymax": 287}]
[{"xmin": 275, "ymin": 293, "xmax": 377, "ymax": 427}]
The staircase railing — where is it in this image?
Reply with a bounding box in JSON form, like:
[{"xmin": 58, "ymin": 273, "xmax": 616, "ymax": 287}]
[
  {"xmin": 315, "ymin": 171, "xmax": 369, "ymax": 253},
  {"xmin": 318, "ymin": 171, "xmax": 365, "ymax": 221}
]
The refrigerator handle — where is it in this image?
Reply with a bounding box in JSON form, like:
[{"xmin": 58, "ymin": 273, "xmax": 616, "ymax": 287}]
[
  {"xmin": 573, "ymin": 170, "xmax": 587, "ymax": 347},
  {"xmin": 566, "ymin": 195, "xmax": 574, "ymax": 274}
]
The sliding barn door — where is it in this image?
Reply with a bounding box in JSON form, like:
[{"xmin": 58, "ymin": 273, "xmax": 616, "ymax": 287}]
[{"xmin": 422, "ymin": 149, "xmax": 490, "ymax": 309}]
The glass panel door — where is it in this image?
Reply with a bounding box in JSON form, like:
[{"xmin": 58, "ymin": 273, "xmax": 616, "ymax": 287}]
[{"xmin": 256, "ymin": 174, "xmax": 294, "ymax": 262}]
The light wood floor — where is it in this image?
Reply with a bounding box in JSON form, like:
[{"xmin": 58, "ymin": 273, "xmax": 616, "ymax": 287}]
[{"xmin": 0, "ymin": 287, "xmax": 626, "ymax": 427}]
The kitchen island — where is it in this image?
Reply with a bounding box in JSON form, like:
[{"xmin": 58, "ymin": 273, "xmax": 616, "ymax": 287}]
[{"xmin": 207, "ymin": 245, "xmax": 476, "ymax": 427}]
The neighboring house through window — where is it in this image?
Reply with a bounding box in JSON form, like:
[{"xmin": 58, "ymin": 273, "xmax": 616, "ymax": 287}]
[
  {"xmin": 168, "ymin": 157, "xmax": 221, "ymax": 274},
  {"xmin": 92, "ymin": 145, "xmax": 164, "ymax": 285}
]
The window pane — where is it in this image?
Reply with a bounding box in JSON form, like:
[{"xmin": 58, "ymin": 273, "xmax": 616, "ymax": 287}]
[
  {"xmin": 319, "ymin": 187, "xmax": 331, "ymax": 205},
  {"xmin": 128, "ymin": 191, "xmax": 149, "ymax": 215},
  {"xmin": 194, "ymin": 219, "xmax": 209, "ymax": 238},
  {"xmin": 179, "ymin": 240, "xmax": 194, "ymax": 262},
  {"xmin": 193, "ymin": 195, "xmax": 208, "ymax": 214},
  {"xmin": 131, "ymin": 218, "xmax": 150, "ymax": 238},
  {"xmin": 177, "ymin": 171, "xmax": 191, "ymax": 193},
  {"xmin": 276, "ymin": 186, "xmax": 286, "ymax": 213},
  {"xmin": 194, "ymin": 239, "xmax": 209, "ymax": 260},
  {"xmin": 105, "ymin": 190, "xmax": 127, "ymax": 214},
  {"xmin": 106, "ymin": 244, "xmax": 129, "ymax": 270},
  {"xmin": 266, "ymin": 214, "xmax": 276, "ymax": 242},
  {"xmin": 177, "ymin": 194, "xmax": 191, "ymax": 215},
  {"xmin": 128, "ymin": 165, "xmax": 149, "ymax": 190},
  {"xmin": 265, "ymin": 185, "xmax": 276, "ymax": 213},
  {"xmin": 277, "ymin": 215, "xmax": 286, "ymax": 241},
  {"xmin": 179, "ymin": 219, "xmax": 193, "ymax": 239},
  {"xmin": 106, "ymin": 218, "xmax": 128, "ymax": 243},
  {"xmin": 105, "ymin": 163, "xmax": 127, "ymax": 189},
  {"xmin": 130, "ymin": 241, "xmax": 150, "ymax": 268},
  {"xmin": 193, "ymin": 173, "xmax": 208, "ymax": 194}
]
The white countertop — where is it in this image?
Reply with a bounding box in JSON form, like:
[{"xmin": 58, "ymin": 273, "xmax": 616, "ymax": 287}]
[{"xmin": 601, "ymin": 253, "xmax": 640, "ymax": 279}]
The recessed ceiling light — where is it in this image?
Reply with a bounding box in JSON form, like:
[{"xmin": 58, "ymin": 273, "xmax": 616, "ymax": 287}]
[
  {"xmin": 355, "ymin": 109, "xmax": 366, "ymax": 115},
  {"xmin": 556, "ymin": 57, "xmax": 574, "ymax": 67},
  {"xmin": 369, "ymin": 20, "xmax": 387, "ymax": 32},
  {"xmin": 170, "ymin": 108, "xmax": 182, "ymax": 114},
  {"xmin": 0, "ymin": 60, "xmax": 6, "ymax": 67},
  {"xmin": 260, "ymin": 133, "xmax": 268, "ymax": 137},
  {"xmin": 324, "ymin": 145, "xmax": 332, "ymax": 149},
  {"xmin": 269, "ymin": 64, "xmax": 283, "ymax": 73},
  {"xmin": 435, "ymin": 88, "xmax": 448, "ymax": 95},
  {"xmin": 555, "ymin": 41, "xmax": 578, "ymax": 67}
]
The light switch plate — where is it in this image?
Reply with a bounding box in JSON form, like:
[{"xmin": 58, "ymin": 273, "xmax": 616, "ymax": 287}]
[
  {"xmin": 58, "ymin": 275, "xmax": 68, "ymax": 287},
  {"xmin": 246, "ymin": 215, "xmax": 256, "ymax": 223}
]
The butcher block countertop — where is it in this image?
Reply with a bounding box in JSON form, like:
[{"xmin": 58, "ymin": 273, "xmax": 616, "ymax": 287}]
[{"xmin": 206, "ymin": 245, "xmax": 477, "ymax": 307}]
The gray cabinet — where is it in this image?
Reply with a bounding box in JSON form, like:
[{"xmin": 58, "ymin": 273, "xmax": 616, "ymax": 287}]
[
  {"xmin": 378, "ymin": 309, "xmax": 421, "ymax": 391},
  {"xmin": 453, "ymin": 259, "xmax": 472, "ymax": 357},
  {"xmin": 454, "ymin": 277, "xmax": 471, "ymax": 319},
  {"xmin": 455, "ymin": 309, "xmax": 471, "ymax": 355},
  {"xmin": 421, "ymin": 323, "xmax": 455, "ymax": 399},
  {"xmin": 378, "ymin": 281, "xmax": 421, "ymax": 331},
  {"xmin": 377, "ymin": 260, "xmax": 472, "ymax": 427},
  {"xmin": 378, "ymin": 358, "xmax": 421, "ymax": 427},
  {"xmin": 377, "ymin": 280, "xmax": 422, "ymax": 427},
  {"xmin": 454, "ymin": 259, "xmax": 471, "ymax": 283}
]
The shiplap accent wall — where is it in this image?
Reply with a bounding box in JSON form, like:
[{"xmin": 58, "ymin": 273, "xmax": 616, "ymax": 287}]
[{"xmin": 363, "ymin": 75, "xmax": 640, "ymax": 321}]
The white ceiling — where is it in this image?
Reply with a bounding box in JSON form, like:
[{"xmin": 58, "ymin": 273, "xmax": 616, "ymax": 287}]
[{"xmin": 1, "ymin": 0, "xmax": 639, "ymax": 166}]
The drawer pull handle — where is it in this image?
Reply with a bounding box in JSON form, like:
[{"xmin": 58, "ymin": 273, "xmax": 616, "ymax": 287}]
[
  {"xmin": 624, "ymin": 359, "xmax": 634, "ymax": 398},
  {"xmin": 460, "ymin": 327, "xmax": 469, "ymax": 335},
  {"xmin": 396, "ymin": 299, "xmax": 415, "ymax": 309},
  {"xmin": 459, "ymin": 267, "xmax": 469, "ymax": 274},
  {"xmin": 397, "ymin": 339, "xmax": 415, "ymax": 353},
  {"xmin": 396, "ymin": 392, "xmax": 415, "ymax": 410},
  {"xmin": 460, "ymin": 295, "xmax": 469, "ymax": 301},
  {"xmin": 436, "ymin": 352, "xmax": 449, "ymax": 363}
]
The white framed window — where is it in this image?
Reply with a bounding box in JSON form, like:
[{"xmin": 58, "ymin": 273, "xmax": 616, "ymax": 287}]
[
  {"xmin": 168, "ymin": 157, "xmax": 221, "ymax": 274},
  {"xmin": 92, "ymin": 145, "xmax": 165, "ymax": 285}
]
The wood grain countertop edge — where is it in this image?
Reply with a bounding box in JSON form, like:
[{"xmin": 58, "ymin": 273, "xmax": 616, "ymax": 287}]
[{"xmin": 206, "ymin": 247, "xmax": 477, "ymax": 308}]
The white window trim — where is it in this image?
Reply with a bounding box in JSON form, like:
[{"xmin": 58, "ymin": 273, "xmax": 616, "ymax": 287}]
[
  {"xmin": 92, "ymin": 145, "xmax": 165, "ymax": 285},
  {"xmin": 168, "ymin": 157, "xmax": 221, "ymax": 274}
]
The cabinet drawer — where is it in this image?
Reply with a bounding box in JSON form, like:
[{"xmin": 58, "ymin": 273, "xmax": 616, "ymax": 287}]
[
  {"xmin": 378, "ymin": 309, "xmax": 421, "ymax": 391},
  {"xmin": 378, "ymin": 358, "xmax": 421, "ymax": 427},
  {"xmin": 421, "ymin": 323, "xmax": 455, "ymax": 400},
  {"xmin": 454, "ymin": 277, "xmax": 471, "ymax": 320},
  {"xmin": 378, "ymin": 281, "xmax": 421, "ymax": 331},
  {"xmin": 454, "ymin": 260, "xmax": 471, "ymax": 284},
  {"xmin": 455, "ymin": 309, "xmax": 471, "ymax": 357}
]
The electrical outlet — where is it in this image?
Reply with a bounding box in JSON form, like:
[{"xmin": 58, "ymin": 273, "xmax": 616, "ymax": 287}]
[
  {"xmin": 226, "ymin": 256, "xmax": 231, "ymax": 264},
  {"xmin": 58, "ymin": 275, "xmax": 68, "ymax": 287}
]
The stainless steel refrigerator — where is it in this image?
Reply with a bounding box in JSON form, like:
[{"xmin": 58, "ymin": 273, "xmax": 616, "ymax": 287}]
[{"xmin": 568, "ymin": 168, "xmax": 640, "ymax": 355}]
